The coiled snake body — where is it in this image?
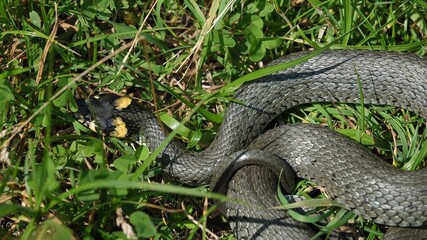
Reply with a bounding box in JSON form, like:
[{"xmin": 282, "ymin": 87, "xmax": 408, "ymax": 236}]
[{"xmin": 77, "ymin": 50, "xmax": 427, "ymax": 239}]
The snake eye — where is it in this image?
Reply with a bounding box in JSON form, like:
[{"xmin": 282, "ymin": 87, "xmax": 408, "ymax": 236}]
[{"xmin": 84, "ymin": 115, "xmax": 93, "ymax": 122}]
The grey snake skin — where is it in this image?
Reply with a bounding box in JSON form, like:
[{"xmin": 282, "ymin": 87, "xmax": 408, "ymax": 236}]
[{"xmin": 79, "ymin": 50, "xmax": 427, "ymax": 239}]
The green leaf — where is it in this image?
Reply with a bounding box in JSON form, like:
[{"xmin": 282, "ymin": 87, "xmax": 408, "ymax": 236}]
[
  {"xmin": 378, "ymin": 111, "xmax": 409, "ymax": 154},
  {"xmin": 33, "ymin": 219, "xmax": 73, "ymax": 240},
  {"xmin": 250, "ymin": 15, "xmax": 264, "ymax": 28},
  {"xmin": 245, "ymin": 23, "xmax": 263, "ymax": 45},
  {"xmin": 404, "ymin": 133, "xmax": 427, "ymax": 170},
  {"xmin": 107, "ymin": 21, "xmax": 136, "ymax": 33},
  {"xmin": 159, "ymin": 113, "xmax": 193, "ymax": 138},
  {"xmin": 51, "ymin": 180, "xmax": 226, "ymax": 211},
  {"xmin": 114, "ymin": 154, "xmax": 137, "ymax": 173},
  {"xmin": 136, "ymin": 146, "xmax": 150, "ymax": 161},
  {"xmin": 77, "ymin": 169, "xmax": 129, "ymax": 200},
  {"xmin": 184, "ymin": 0, "xmax": 206, "ymax": 25},
  {"xmin": 75, "ymin": 139, "xmax": 105, "ymax": 164},
  {"xmin": 341, "ymin": 0, "xmax": 354, "ymax": 45},
  {"xmin": 53, "ymin": 78, "xmax": 76, "ymax": 107},
  {"xmin": 81, "ymin": 0, "xmax": 114, "ymax": 20},
  {"xmin": 259, "ymin": 1, "xmax": 274, "ymax": 17},
  {"xmin": 77, "ymin": 169, "xmax": 108, "ymax": 201},
  {"xmin": 0, "ymin": 79, "xmax": 14, "ymax": 112},
  {"xmin": 31, "ymin": 103, "xmax": 46, "ymax": 127},
  {"xmin": 52, "ymin": 89, "xmax": 72, "ymax": 107},
  {"xmin": 0, "ymin": 80, "xmax": 15, "ymax": 100},
  {"xmin": 335, "ymin": 129, "xmax": 375, "ymax": 145},
  {"xmin": 52, "ymin": 145, "xmax": 68, "ymax": 167},
  {"xmin": 0, "ymin": 204, "xmax": 33, "ymax": 217},
  {"xmin": 109, "ymin": 171, "xmax": 129, "ymax": 196},
  {"xmin": 139, "ymin": 62, "xmax": 165, "ymax": 75},
  {"xmin": 29, "ymin": 11, "xmax": 41, "ymax": 28},
  {"xmin": 262, "ymin": 38, "xmax": 282, "ymax": 49},
  {"xmin": 28, "ymin": 154, "xmax": 59, "ymax": 211},
  {"xmin": 249, "ymin": 41, "xmax": 266, "ymax": 62},
  {"xmin": 130, "ymin": 211, "xmax": 157, "ymax": 238},
  {"xmin": 212, "ymin": 29, "xmax": 236, "ymax": 47},
  {"xmin": 277, "ymin": 183, "xmax": 337, "ymax": 224},
  {"xmin": 0, "ymin": 66, "xmax": 33, "ymax": 79}
]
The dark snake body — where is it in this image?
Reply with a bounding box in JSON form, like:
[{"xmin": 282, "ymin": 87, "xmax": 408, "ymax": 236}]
[{"xmin": 78, "ymin": 50, "xmax": 427, "ymax": 239}]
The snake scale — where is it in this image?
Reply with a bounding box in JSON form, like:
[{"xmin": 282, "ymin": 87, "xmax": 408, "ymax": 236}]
[{"xmin": 77, "ymin": 50, "xmax": 427, "ymax": 239}]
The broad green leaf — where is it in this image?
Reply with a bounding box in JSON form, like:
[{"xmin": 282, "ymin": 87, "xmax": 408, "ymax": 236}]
[
  {"xmin": 53, "ymin": 77, "xmax": 77, "ymax": 107},
  {"xmin": 249, "ymin": 42, "xmax": 266, "ymax": 62},
  {"xmin": 33, "ymin": 218, "xmax": 73, "ymax": 240},
  {"xmin": 114, "ymin": 154, "xmax": 137, "ymax": 173},
  {"xmin": 81, "ymin": 0, "xmax": 114, "ymax": 20},
  {"xmin": 29, "ymin": 11, "xmax": 41, "ymax": 28},
  {"xmin": 140, "ymin": 62, "xmax": 165, "ymax": 75},
  {"xmin": 245, "ymin": 23, "xmax": 263, "ymax": 45},
  {"xmin": 212, "ymin": 29, "xmax": 236, "ymax": 47},
  {"xmin": 136, "ymin": 145, "xmax": 150, "ymax": 161},
  {"xmin": 259, "ymin": 1, "xmax": 274, "ymax": 17},
  {"xmin": 130, "ymin": 211, "xmax": 157, "ymax": 238},
  {"xmin": 250, "ymin": 15, "xmax": 264, "ymax": 28},
  {"xmin": 262, "ymin": 38, "xmax": 282, "ymax": 49},
  {"xmin": 75, "ymin": 139, "xmax": 105, "ymax": 164},
  {"xmin": 52, "ymin": 89, "xmax": 72, "ymax": 107}
]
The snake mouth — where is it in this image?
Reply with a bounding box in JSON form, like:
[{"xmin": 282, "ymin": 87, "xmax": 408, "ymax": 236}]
[
  {"xmin": 75, "ymin": 113, "xmax": 98, "ymax": 133},
  {"xmin": 75, "ymin": 99, "xmax": 98, "ymax": 132}
]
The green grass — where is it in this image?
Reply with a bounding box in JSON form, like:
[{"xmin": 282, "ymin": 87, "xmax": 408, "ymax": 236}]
[{"xmin": 1, "ymin": 0, "xmax": 427, "ymax": 239}]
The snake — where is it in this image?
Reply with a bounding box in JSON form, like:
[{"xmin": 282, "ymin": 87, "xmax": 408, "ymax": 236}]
[{"xmin": 76, "ymin": 50, "xmax": 427, "ymax": 239}]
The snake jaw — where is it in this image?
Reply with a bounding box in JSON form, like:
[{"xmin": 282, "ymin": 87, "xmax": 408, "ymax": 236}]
[
  {"xmin": 75, "ymin": 99, "xmax": 99, "ymax": 132},
  {"xmin": 81, "ymin": 117, "xmax": 98, "ymax": 133}
]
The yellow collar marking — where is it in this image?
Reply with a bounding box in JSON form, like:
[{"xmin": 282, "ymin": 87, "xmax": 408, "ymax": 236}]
[
  {"xmin": 113, "ymin": 97, "xmax": 132, "ymax": 110},
  {"xmin": 110, "ymin": 117, "xmax": 128, "ymax": 138}
]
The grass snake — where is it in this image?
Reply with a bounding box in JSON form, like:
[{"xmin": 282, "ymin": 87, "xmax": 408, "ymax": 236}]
[{"xmin": 77, "ymin": 50, "xmax": 427, "ymax": 239}]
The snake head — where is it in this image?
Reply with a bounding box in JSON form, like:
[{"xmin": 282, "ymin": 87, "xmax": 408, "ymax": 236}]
[{"xmin": 76, "ymin": 94, "xmax": 133, "ymax": 138}]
